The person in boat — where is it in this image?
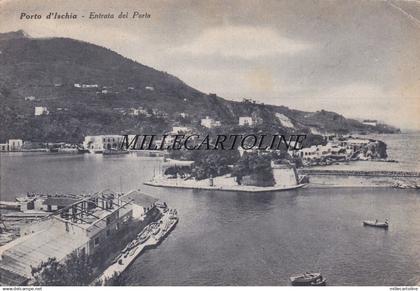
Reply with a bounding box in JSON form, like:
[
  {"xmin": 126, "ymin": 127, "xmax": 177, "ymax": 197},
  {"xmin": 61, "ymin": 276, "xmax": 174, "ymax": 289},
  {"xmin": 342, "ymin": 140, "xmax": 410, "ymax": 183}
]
[{"xmin": 375, "ymin": 219, "xmax": 378, "ymax": 224}]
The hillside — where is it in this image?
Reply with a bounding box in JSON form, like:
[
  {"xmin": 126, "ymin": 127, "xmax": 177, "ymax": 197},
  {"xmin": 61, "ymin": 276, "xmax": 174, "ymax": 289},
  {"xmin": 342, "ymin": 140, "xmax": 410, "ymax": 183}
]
[{"xmin": 0, "ymin": 31, "xmax": 399, "ymax": 142}]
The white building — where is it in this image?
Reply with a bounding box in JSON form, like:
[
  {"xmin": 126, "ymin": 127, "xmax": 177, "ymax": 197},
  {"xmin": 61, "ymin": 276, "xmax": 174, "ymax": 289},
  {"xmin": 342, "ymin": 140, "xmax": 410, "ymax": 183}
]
[
  {"xmin": 362, "ymin": 120, "xmax": 378, "ymax": 127},
  {"xmin": 171, "ymin": 126, "xmax": 191, "ymax": 134},
  {"xmin": 34, "ymin": 106, "xmax": 49, "ymax": 116},
  {"xmin": 239, "ymin": 116, "xmax": 253, "ymax": 126},
  {"xmin": 0, "ymin": 143, "xmax": 8, "ymax": 151},
  {"xmin": 74, "ymin": 83, "xmax": 98, "ymax": 88},
  {"xmin": 24, "ymin": 96, "xmax": 36, "ymax": 101},
  {"xmin": 201, "ymin": 116, "xmax": 221, "ymax": 128},
  {"xmin": 83, "ymin": 135, "xmax": 124, "ymax": 153},
  {"xmin": 8, "ymin": 139, "xmax": 23, "ymax": 151}
]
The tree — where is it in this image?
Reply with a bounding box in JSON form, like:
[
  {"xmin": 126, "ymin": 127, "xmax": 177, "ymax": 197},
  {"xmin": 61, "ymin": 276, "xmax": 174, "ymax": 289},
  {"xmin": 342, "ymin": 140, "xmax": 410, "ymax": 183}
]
[
  {"xmin": 103, "ymin": 271, "xmax": 128, "ymax": 286},
  {"xmin": 31, "ymin": 251, "xmax": 94, "ymax": 286}
]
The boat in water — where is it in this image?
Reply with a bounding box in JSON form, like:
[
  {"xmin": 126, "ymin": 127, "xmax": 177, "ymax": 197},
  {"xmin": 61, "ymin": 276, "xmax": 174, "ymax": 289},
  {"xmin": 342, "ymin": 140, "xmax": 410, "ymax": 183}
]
[
  {"xmin": 392, "ymin": 180, "xmax": 419, "ymax": 189},
  {"xmin": 290, "ymin": 272, "xmax": 327, "ymax": 286},
  {"xmin": 103, "ymin": 149, "xmax": 129, "ymax": 155},
  {"xmin": 363, "ymin": 219, "xmax": 389, "ymax": 229}
]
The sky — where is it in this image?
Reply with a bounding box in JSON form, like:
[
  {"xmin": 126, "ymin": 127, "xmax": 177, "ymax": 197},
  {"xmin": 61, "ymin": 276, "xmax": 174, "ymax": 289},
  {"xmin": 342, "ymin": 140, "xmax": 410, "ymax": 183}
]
[{"xmin": 0, "ymin": 0, "xmax": 419, "ymax": 130}]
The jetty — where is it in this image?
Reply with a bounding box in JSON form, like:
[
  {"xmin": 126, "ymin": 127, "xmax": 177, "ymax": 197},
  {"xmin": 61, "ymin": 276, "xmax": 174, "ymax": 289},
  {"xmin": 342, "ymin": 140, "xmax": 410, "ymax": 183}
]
[{"xmin": 95, "ymin": 209, "xmax": 178, "ymax": 285}]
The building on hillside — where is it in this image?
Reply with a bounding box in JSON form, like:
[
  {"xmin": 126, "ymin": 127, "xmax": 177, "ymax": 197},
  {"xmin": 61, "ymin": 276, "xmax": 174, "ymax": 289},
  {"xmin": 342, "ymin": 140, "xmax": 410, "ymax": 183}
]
[
  {"xmin": 24, "ymin": 96, "xmax": 36, "ymax": 101},
  {"xmin": 171, "ymin": 126, "xmax": 191, "ymax": 134},
  {"xmin": 74, "ymin": 83, "xmax": 98, "ymax": 89},
  {"xmin": 238, "ymin": 116, "xmax": 253, "ymax": 126},
  {"xmin": 34, "ymin": 106, "xmax": 49, "ymax": 116},
  {"xmin": 362, "ymin": 119, "xmax": 377, "ymax": 127},
  {"xmin": 201, "ymin": 116, "xmax": 221, "ymax": 128}
]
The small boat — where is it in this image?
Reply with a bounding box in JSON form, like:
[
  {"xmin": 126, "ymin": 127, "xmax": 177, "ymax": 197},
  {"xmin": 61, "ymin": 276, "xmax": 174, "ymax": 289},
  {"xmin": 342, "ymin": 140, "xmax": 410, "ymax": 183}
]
[
  {"xmin": 138, "ymin": 234, "xmax": 149, "ymax": 244},
  {"xmin": 363, "ymin": 219, "xmax": 389, "ymax": 228},
  {"xmin": 129, "ymin": 246, "xmax": 139, "ymax": 256},
  {"xmin": 152, "ymin": 226, "xmax": 161, "ymax": 235},
  {"xmin": 103, "ymin": 149, "xmax": 129, "ymax": 155},
  {"xmin": 111, "ymin": 253, "xmax": 122, "ymax": 264},
  {"xmin": 290, "ymin": 272, "xmax": 327, "ymax": 286}
]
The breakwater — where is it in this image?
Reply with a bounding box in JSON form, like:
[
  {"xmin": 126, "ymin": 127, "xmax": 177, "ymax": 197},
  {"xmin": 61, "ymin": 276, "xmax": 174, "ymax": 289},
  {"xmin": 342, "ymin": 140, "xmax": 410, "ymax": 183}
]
[{"xmin": 299, "ymin": 169, "xmax": 420, "ymax": 178}]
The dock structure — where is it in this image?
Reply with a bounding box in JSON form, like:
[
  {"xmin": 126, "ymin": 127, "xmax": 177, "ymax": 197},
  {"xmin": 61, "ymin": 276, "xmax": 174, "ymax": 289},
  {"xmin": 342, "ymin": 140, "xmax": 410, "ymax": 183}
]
[
  {"xmin": 0, "ymin": 189, "xmax": 161, "ymax": 286},
  {"xmin": 95, "ymin": 210, "xmax": 178, "ymax": 285}
]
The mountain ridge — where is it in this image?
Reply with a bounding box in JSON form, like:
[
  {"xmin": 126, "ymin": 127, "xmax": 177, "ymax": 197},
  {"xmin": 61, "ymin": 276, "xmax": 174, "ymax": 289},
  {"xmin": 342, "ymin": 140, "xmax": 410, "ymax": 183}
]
[{"xmin": 0, "ymin": 30, "xmax": 400, "ymax": 142}]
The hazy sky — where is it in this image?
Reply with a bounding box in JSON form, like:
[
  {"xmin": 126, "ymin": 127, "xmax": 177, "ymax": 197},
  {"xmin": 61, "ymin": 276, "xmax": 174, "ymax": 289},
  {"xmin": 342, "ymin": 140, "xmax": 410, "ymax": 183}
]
[{"xmin": 1, "ymin": 0, "xmax": 419, "ymax": 129}]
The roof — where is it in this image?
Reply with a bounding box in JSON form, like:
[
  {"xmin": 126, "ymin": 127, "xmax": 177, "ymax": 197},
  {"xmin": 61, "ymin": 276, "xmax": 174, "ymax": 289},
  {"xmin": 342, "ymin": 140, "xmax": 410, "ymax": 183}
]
[
  {"xmin": 0, "ymin": 266, "xmax": 29, "ymax": 285},
  {"xmin": 121, "ymin": 190, "xmax": 158, "ymax": 207},
  {"xmin": 0, "ymin": 221, "xmax": 89, "ymax": 278},
  {"xmin": 42, "ymin": 197, "xmax": 79, "ymax": 207}
]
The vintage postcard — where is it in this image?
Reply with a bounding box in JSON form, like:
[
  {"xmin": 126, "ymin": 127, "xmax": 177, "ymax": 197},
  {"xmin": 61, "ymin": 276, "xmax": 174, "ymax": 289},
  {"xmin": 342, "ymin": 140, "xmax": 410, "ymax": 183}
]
[{"xmin": 0, "ymin": 0, "xmax": 419, "ymax": 288}]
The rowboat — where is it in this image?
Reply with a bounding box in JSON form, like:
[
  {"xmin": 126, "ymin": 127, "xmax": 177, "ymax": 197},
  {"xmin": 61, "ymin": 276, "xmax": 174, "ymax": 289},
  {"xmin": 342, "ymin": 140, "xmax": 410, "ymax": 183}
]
[
  {"xmin": 363, "ymin": 220, "xmax": 389, "ymax": 228},
  {"xmin": 290, "ymin": 272, "xmax": 327, "ymax": 286}
]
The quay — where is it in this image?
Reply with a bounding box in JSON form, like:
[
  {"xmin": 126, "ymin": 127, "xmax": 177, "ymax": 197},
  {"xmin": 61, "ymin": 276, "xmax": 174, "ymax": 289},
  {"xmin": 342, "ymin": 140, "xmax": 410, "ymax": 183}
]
[
  {"xmin": 144, "ymin": 179, "xmax": 305, "ymax": 192},
  {"xmin": 95, "ymin": 209, "xmax": 178, "ymax": 285}
]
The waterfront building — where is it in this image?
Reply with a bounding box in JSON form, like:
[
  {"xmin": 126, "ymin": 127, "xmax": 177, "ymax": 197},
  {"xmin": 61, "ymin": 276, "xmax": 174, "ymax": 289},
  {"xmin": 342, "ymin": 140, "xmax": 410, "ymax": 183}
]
[
  {"xmin": 0, "ymin": 143, "xmax": 8, "ymax": 151},
  {"xmin": 34, "ymin": 106, "xmax": 49, "ymax": 116},
  {"xmin": 83, "ymin": 135, "xmax": 124, "ymax": 153},
  {"xmin": 201, "ymin": 116, "xmax": 221, "ymax": 128},
  {"xmin": 0, "ymin": 190, "xmax": 158, "ymax": 285},
  {"xmin": 120, "ymin": 190, "xmax": 157, "ymax": 218},
  {"xmin": 238, "ymin": 116, "xmax": 253, "ymax": 126},
  {"xmin": 8, "ymin": 139, "xmax": 23, "ymax": 151}
]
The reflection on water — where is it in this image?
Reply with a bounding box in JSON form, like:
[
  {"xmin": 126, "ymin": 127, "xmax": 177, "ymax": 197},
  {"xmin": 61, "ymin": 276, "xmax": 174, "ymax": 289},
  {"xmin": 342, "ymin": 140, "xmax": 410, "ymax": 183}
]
[{"xmin": 0, "ymin": 134, "xmax": 419, "ymax": 286}]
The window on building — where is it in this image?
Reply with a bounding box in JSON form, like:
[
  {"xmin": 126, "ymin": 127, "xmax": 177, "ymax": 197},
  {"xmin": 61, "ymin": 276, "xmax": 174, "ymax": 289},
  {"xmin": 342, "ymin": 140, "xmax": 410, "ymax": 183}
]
[{"xmin": 94, "ymin": 237, "xmax": 100, "ymax": 246}]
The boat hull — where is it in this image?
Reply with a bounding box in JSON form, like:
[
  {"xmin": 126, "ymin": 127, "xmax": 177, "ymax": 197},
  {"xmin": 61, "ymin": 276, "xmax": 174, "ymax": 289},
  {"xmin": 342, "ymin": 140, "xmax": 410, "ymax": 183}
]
[
  {"xmin": 363, "ymin": 221, "xmax": 388, "ymax": 228},
  {"xmin": 290, "ymin": 273, "xmax": 326, "ymax": 286}
]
